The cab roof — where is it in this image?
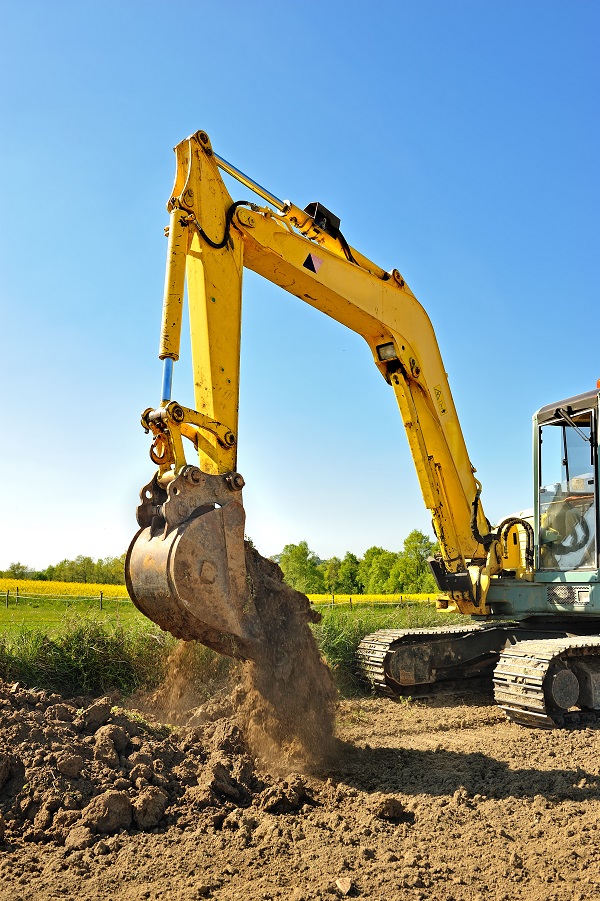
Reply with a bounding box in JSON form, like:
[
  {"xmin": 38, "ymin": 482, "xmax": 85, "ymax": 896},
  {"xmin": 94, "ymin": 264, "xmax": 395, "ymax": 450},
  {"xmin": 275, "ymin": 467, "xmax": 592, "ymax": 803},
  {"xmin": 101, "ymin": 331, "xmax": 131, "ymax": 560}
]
[{"xmin": 535, "ymin": 389, "xmax": 599, "ymax": 425}]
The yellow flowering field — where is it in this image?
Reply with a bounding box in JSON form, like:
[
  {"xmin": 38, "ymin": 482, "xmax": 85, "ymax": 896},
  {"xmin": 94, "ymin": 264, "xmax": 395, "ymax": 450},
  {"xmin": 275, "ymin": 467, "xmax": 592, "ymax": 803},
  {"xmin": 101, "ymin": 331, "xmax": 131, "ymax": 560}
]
[
  {"xmin": 0, "ymin": 579, "xmax": 129, "ymax": 599},
  {"xmin": 0, "ymin": 581, "xmax": 437, "ymax": 606},
  {"xmin": 308, "ymin": 593, "xmax": 437, "ymax": 604}
]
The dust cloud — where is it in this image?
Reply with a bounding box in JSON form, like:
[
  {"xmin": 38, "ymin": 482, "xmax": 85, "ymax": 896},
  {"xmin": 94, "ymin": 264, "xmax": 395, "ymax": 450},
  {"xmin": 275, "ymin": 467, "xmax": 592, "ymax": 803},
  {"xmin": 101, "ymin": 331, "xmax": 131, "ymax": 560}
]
[
  {"xmin": 143, "ymin": 545, "xmax": 337, "ymax": 773},
  {"xmin": 145, "ymin": 642, "xmax": 225, "ymax": 726}
]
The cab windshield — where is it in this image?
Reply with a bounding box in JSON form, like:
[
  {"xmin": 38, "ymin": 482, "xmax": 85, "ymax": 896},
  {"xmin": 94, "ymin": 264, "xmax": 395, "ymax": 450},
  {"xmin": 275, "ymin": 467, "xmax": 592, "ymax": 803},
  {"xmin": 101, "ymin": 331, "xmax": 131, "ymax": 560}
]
[{"xmin": 538, "ymin": 409, "xmax": 597, "ymax": 570}]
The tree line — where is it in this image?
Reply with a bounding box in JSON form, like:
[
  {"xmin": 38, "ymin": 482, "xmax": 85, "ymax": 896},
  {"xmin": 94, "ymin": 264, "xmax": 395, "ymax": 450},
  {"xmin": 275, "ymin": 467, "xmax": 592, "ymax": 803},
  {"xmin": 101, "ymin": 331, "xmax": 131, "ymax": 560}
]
[
  {"xmin": 2, "ymin": 528, "xmax": 438, "ymax": 594},
  {"xmin": 1, "ymin": 555, "xmax": 126, "ymax": 585},
  {"xmin": 274, "ymin": 530, "xmax": 439, "ymax": 595}
]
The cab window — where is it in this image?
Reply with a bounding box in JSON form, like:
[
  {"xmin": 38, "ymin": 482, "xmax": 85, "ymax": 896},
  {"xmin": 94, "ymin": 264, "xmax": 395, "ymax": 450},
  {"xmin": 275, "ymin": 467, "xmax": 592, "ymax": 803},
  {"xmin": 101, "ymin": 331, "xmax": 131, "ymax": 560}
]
[{"xmin": 538, "ymin": 409, "xmax": 597, "ymax": 570}]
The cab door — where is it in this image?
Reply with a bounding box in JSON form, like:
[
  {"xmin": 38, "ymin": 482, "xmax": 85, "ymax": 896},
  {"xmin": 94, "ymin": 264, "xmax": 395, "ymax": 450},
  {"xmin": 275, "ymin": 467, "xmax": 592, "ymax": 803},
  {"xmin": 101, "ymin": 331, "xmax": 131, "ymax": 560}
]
[{"xmin": 538, "ymin": 408, "xmax": 597, "ymax": 571}]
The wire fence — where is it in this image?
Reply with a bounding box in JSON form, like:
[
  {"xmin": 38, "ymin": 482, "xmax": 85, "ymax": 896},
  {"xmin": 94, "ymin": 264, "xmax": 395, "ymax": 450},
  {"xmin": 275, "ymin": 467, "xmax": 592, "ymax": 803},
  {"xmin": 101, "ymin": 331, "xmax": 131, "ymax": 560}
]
[
  {"xmin": 0, "ymin": 587, "xmax": 139, "ymax": 630},
  {"xmin": 0, "ymin": 587, "xmax": 437, "ymax": 631},
  {"xmin": 308, "ymin": 593, "xmax": 436, "ymax": 608},
  {"xmin": 2, "ymin": 587, "xmax": 131, "ymax": 608}
]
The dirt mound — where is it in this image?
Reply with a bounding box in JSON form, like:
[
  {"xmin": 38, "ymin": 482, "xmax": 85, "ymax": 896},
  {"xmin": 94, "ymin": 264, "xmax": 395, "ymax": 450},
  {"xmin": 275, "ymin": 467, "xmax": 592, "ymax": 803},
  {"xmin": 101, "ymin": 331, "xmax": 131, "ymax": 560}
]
[
  {"xmin": 0, "ymin": 680, "xmax": 309, "ymax": 852},
  {"xmin": 2, "ymin": 682, "xmax": 600, "ymax": 899}
]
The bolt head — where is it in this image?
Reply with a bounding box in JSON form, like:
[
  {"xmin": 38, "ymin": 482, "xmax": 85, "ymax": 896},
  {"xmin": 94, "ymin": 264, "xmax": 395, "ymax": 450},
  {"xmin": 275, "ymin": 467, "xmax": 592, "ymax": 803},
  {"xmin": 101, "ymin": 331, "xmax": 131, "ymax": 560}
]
[{"xmin": 225, "ymin": 472, "xmax": 245, "ymax": 491}]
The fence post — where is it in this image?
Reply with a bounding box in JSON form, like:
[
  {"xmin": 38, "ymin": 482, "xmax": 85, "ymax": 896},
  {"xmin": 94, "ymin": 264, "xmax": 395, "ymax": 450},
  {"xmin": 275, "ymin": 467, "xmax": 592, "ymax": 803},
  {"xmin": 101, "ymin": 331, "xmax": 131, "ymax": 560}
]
[
  {"xmin": 99, "ymin": 591, "xmax": 103, "ymax": 611},
  {"xmin": 15, "ymin": 586, "xmax": 19, "ymax": 605},
  {"xmin": 349, "ymin": 595, "xmax": 352, "ymax": 608},
  {"xmin": 5, "ymin": 590, "xmax": 8, "ymax": 609}
]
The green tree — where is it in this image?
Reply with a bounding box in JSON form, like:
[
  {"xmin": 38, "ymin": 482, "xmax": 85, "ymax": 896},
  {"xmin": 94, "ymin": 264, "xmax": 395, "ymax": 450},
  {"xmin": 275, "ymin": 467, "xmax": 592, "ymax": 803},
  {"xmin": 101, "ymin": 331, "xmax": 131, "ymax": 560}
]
[
  {"xmin": 28, "ymin": 570, "xmax": 48, "ymax": 581},
  {"xmin": 323, "ymin": 556, "xmax": 341, "ymax": 594},
  {"xmin": 337, "ymin": 552, "xmax": 362, "ymax": 594},
  {"xmin": 359, "ymin": 547, "xmax": 400, "ymax": 593},
  {"xmin": 383, "ymin": 555, "xmax": 406, "ymax": 593},
  {"xmin": 358, "ymin": 546, "xmax": 384, "ymax": 592},
  {"xmin": 42, "ymin": 553, "xmax": 127, "ymax": 584},
  {"xmin": 6, "ymin": 562, "xmax": 29, "ymax": 579},
  {"xmin": 277, "ymin": 541, "xmax": 325, "ymax": 594},
  {"xmin": 95, "ymin": 554, "xmax": 126, "ymax": 584},
  {"xmin": 47, "ymin": 558, "xmax": 68, "ymax": 582},
  {"xmin": 394, "ymin": 529, "xmax": 438, "ymax": 593},
  {"xmin": 51, "ymin": 555, "xmax": 96, "ymax": 583}
]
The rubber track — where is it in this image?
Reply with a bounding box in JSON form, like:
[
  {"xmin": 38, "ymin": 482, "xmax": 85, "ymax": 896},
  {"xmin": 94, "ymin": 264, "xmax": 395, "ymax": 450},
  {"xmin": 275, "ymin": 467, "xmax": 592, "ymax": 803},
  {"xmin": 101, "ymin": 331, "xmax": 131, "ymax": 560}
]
[
  {"xmin": 493, "ymin": 636, "xmax": 600, "ymax": 728},
  {"xmin": 356, "ymin": 624, "xmax": 493, "ymax": 696}
]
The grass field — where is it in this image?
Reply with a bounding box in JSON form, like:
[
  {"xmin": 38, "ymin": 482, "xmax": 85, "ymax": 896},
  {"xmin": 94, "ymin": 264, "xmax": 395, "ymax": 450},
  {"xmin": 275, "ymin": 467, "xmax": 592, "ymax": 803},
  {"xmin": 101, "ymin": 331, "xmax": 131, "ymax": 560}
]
[
  {"xmin": 0, "ymin": 579, "xmax": 164, "ymax": 693},
  {"xmin": 0, "ymin": 598, "xmax": 144, "ymax": 630},
  {"xmin": 0, "ymin": 580, "xmax": 440, "ymax": 631},
  {"xmin": 0, "ymin": 580, "xmax": 463, "ymax": 697},
  {"xmin": 0, "ymin": 580, "xmax": 141, "ymax": 631}
]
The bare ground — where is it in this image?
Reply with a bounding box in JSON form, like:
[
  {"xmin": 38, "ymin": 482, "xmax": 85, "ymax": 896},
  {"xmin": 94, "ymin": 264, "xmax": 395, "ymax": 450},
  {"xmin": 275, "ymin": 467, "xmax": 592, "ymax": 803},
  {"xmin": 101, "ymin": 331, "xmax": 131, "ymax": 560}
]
[{"xmin": 1, "ymin": 678, "xmax": 600, "ymax": 901}]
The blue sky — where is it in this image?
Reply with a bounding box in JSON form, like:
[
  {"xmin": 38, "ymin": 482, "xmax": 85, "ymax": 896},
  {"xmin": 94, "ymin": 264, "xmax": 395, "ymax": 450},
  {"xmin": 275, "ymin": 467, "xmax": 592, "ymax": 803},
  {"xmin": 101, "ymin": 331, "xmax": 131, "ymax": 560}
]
[{"xmin": 1, "ymin": 1, "xmax": 598, "ymax": 569}]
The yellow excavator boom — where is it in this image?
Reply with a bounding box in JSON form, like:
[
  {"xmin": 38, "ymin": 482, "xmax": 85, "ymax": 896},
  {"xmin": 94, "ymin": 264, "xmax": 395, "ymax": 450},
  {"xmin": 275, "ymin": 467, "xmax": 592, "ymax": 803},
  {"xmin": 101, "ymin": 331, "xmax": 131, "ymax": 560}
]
[{"xmin": 126, "ymin": 130, "xmax": 510, "ymax": 658}]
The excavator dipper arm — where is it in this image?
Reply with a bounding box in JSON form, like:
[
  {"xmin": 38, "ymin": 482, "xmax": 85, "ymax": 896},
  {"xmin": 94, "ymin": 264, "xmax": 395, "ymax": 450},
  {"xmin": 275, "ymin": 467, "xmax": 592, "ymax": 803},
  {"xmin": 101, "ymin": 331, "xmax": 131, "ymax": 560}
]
[{"xmin": 126, "ymin": 130, "xmax": 507, "ymax": 659}]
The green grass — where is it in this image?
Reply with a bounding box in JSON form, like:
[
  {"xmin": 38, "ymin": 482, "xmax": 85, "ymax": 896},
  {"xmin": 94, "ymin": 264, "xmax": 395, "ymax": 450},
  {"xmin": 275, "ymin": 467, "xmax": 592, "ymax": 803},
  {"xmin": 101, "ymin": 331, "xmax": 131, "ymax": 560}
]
[
  {"xmin": 0, "ymin": 590, "xmax": 465, "ymax": 699},
  {"xmin": 0, "ymin": 621, "xmax": 174, "ymax": 695},
  {"xmin": 0, "ymin": 593, "xmax": 155, "ymax": 694},
  {"xmin": 0, "ymin": 593, "xmax": 146, "ymax": 631},
  {"xmin": 311, "ymin": 601, "xmax": 464, "ymax": 694}
]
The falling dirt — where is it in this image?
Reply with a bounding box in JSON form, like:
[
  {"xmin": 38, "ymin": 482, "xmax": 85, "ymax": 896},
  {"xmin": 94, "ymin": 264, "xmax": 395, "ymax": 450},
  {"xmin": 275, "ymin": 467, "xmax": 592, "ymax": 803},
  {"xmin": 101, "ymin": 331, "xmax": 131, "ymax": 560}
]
[
  {"xmin": 138, "ymin": 547, "xmax": 336, "ymax": 773},
  {"xmin": 142, "ymin": 642, "xmax": 234, "ymax": 727},
  {"xmin": 142, "ymin": 547, "xmax": 337, "ymax": 772},
  {"xmin": 239, "ymin": 547, "xmax": 337, "ymax": 772}
]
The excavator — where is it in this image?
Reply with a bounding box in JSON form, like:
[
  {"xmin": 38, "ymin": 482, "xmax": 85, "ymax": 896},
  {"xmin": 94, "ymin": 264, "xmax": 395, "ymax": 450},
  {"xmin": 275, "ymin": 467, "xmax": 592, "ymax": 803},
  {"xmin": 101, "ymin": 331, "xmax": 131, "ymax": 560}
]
[{"xmin": 126, "ymin": 130, "xmax": 600, "ymax": 729}]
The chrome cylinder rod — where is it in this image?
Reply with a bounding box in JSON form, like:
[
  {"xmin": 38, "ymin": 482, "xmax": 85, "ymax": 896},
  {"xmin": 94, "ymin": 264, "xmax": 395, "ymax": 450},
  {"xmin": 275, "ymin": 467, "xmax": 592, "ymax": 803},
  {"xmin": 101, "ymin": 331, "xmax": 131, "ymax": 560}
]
[
  {"xmin": 161, "ymin": 357, "xmax": 174, "ymax": 403},
  {"xmin": 214, "ymin": 153, "xmax": 287, "ymax": 212}
]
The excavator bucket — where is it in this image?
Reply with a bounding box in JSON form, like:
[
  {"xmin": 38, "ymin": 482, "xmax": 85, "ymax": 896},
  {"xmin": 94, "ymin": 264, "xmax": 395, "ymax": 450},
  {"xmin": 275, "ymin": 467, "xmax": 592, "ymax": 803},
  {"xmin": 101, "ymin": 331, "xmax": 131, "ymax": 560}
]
[{"xmin": 125, "ymin": 465, "xmax": 265, "ymax": 661}]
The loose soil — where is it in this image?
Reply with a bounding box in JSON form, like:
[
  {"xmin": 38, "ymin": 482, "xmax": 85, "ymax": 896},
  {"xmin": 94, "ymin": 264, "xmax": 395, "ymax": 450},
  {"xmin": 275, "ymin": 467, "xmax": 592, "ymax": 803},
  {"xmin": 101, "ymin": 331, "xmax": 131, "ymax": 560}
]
[
  {"xmin": 1, "ymin": 677, "xmax": 600, "ymax": 900},
  {"xmin": 138, "ymin": 546, "xmax": 337, "ymax": 773},
  {"xmin": 240, "ymin": 548, "xmax": 337, "ymax": 772}
]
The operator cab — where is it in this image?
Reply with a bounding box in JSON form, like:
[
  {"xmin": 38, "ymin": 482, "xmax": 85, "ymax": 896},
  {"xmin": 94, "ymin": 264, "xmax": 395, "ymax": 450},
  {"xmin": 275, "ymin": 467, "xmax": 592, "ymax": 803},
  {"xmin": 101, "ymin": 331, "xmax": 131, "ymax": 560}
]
[{"xmin": 535, "ymin": 389, "xmax": 599, "ymax": 571}]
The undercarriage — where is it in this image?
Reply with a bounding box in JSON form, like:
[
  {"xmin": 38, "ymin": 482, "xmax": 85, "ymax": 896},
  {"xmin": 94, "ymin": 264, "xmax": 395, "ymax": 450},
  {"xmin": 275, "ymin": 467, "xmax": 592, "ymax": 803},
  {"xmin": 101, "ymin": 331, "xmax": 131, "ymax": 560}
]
[{"xmin": 357, "ymin": 621, "xmax": 600, "ymax": 728}]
